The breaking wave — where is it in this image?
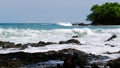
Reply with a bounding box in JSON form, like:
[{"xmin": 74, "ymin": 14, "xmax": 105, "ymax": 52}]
[
  {"xmin": 0, "ymin": 27, "xmax": 120, "ymax": 44},
  {"xmin": 0, "ymin": 27, "xmax": 120, "ymax": 61},
  {"xmin": 57, "ymin": 22, "xmax": 72, "ymax": 26}
]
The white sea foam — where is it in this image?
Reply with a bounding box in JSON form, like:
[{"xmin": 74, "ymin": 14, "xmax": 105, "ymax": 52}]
[
  {"xmin": 0, "ymin": 28, "xmax": 120, "ymax": 44},
  {"xmin": 57, "ymin": 22, "xmax": 72, "ymax": 26},
  {"xmin": 0, "ymin": 28, "xmax": 120, "ymax": 60}
]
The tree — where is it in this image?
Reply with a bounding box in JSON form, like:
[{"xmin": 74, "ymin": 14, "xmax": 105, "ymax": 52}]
[{"xmin": 87, "ymin": 2, "xmax": 120, "ymax": 25}]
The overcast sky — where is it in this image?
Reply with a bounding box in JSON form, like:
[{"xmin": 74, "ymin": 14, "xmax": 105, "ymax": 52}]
[{"xmin": 0, "ymin": 0, "xmax": 120, "ymax": 23}]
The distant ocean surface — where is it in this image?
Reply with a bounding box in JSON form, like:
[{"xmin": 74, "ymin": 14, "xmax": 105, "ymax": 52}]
[{"xmin": 0, "ymin": 23, "xmax": 120, "ymax": 29}]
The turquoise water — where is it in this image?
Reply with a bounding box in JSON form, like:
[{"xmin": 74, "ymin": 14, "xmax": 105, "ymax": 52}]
[
  {"xmin": 0, "ymin": 23, "xmax": 73, "ymax": 29},
  {"xmin": 0, "ymin": 23, "xmax": 120, "ymax": 30}
]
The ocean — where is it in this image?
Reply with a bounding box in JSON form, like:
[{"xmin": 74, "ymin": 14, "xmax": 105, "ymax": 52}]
[{"xmin": 0, "ymin": 23, "xmax": 120, "ymax": 60}]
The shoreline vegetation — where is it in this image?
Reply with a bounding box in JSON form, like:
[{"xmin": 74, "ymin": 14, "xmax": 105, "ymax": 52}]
[
  {"xmin": 72, "ymin": 2, "xmax": 120, "ymax": 26},
  {"xmin": 87, "ymin": 2, "xmax": 120, "ymax": 25}
]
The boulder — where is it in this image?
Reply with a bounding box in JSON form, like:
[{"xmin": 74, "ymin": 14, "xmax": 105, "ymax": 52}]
[
  {"xmin": 66, "ymin": 39, "xmax": 80, "ymax": 44},
  {"xmin": 33, "ymin": 41, "xmax": 56, "ymax": 47},
  {"xmin": 0, "ymin": 41, "xmax": 15, "ymax": 48},
  {"xmin": 91, "ymin": 63, "xmax": 99, "ymax": 68},
  {"xmin": 29, "ymin": 41, "xmax": 47, "ymax": 47},
  {"xmin": 46, "ymin": 42, "xmax": 57, "ymax": 45},
  {"xmin": 15, "ymin": 44, "xmax": 27, "ymax": 50},
  {"xmin": 105, "ymin": 44, "xmax": 115, "ymax": 47},
  {"xmin": 59, "ymin": 41, "xmax": 66, "ymax": 44},
  {"xmin": 0, "ymin": 41, "xmax": 27, "ymax": 49},
  {"xmin": 63, "ymin": 57, "xmax": 76, "ymax": 68},
  {"xmin": 15, "ymin": 44, "xmax": 22, "ymax": 47},
  {"xmin": 105, "ymin": 35, "xmax": 117, "ymax": 41},
  {"xmin": 72, "ymin": 36, "xmax": 79, "ymax": 38},
  {"xmin": 37, "ymin": 41, "xmax": 47, "ymax": 46},
  {"xmin": 106, "ymin": 58, "xmax": 120, "ymax": 68},
  {"xmin": 59, "ymin": 39, "xmax": 81, "ymax": 45}
]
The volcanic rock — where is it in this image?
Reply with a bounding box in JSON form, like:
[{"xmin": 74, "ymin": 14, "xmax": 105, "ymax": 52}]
[
  {"xmin": 72, "ymin": 35, "xmax": 79, "ymax": 38},
  {"xmin": 0, "ymin": 41, "xmax": 15, "ymax": 48},
  {"xmin": 105, "ymin": 34, "xmax": 117, "ymax": 41},
  {"xmin": 106, "ymin": 58, "xmax": 120, "ymax": 68},
  {"xmin": 0, "ymin": 48, "xmax": 108, "ymax": 68},
  {"xmin": 59, "ymin": 39, "xmax": 81, "ymax": 45}
]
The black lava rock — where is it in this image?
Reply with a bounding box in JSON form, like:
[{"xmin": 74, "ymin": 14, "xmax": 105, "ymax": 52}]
[{"xmin": 59, "ymin": 39, "xmax": 81, "ymax": 45}]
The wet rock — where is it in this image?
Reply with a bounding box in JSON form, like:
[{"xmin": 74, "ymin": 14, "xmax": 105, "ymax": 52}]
[
  {"xmin": 0, "ymin": 48, "xmax": 108, "ymax": 67},
  {"xmin": 0, "ymin": 59, "xmax": 23, "ymax": 68},
  {"xmin": 0, "ymin": 41, "xmax": 28, "ymax": 49},
  {"xmin": 105, "ymin": 44, "xmax": 115, "ymax": 47},
  {"xmin": 105, "ymin": 34, "xmax": 117, "ymax": 41},
  {"xmin": 16, "ymin": 44, "xmax": 27, "ymax": 50},
  {"xmin": 59, "ymin": 39, "xmax": 81, "ymax": 45},
  {"xmin": 28, "ymin": 41, "xmax": 56, "ymax": 47},
  {"xmin": 72, "ymin": 36, "xmax": 79, "ymax": 38},
  {"xmin": 105, "ymin": 52, "xmax": 113, "ymax": 54},
  {"xmin": 46, "ymin": 42, "xmax": 57, "ymax": 45},
  {"xmin": 72, "ymin": 23, "xmax": 90, "ymax": 26},
  {"xmin": 91, "ymin": 63, "xmax": 99, "ymax": 68},
  {"xmin": 66, "ymin": 39, "xmax": 80, "ymax": 44},
  {"xmin": 37, "ymin": 41, "xmax": 47, "ymax": 46},
  {"xmin": 15, "ymin": 44, "xmax": 22, "ymax": 47},
  {"xmin": 57, "ymin": 64, "xmax": 62, "ymax": 68},
  {"xmin": 104, "ymin": 51, "xmax": 120, "ymax": 54},
  {"xmin": 0, "ymin": 41, "xmax": 15, "ymax": 48},
  {"xmin": 24, "ymin": 43, "xmax": 36, "ymax": 47},
  {"xmin": 59, "ymin": 41, "xmax": 66, "ymax": 44},
  {"xmin": 15, "ymin": 44, "xmax": 25, "ymax": 49},
  {"xmin": 63, "ymin": 57, "xmax": 76, "ymax": 68},
  {"xmin": 0, "ymin": 40, "xmax": 57, "ymax": 49},
  {"xmin": 106, "ymin": 58, "xmax": 120, "ymax": 68}
]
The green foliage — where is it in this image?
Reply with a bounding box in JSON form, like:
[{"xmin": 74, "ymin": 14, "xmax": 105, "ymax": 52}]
[{"xmin": 87, "ymin": 2, "xmax": 120, "ymax": 25}]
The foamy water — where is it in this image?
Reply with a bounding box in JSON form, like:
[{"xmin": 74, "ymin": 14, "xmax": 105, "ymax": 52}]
[
  {"xmin": 0, "ymin": 23, "xmax": 120, "ymax": 60},
  {"xmin": 0, "ymin": 28, "xmax": 120, "ymax": 45}
]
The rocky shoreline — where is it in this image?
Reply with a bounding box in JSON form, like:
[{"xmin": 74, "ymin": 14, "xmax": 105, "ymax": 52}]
[
  {"xmin": 0, "ymin": 37, "xmax": 120, "ymax": 68},
  {"xmin": 0, "ymin": 34, "xmax": 117, "ymax": 49},
  {"xmin": 0, "ymin": 48, "xmax": 109, "ymax": 68},
  {"xmin": 72, "ymin": 23, "xmax": 90, "ymax": 26},
  {"xmin": 0, "ymin": 39, "xmax": 81, "ymax": 50},
  {"xmin": 0, "ymin": 48, "xmax": 119, "ymax": 68}
]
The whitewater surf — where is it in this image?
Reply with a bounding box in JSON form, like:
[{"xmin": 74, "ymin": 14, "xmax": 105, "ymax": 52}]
[{"xmin": 0, "ymin": 23, "xmax": 120, "ymax": 60}]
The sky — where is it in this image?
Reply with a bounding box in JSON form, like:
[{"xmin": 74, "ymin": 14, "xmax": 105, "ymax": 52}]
[{"xmin": 0, "ymin": 0, "xmax": 120, "ymax": 23}]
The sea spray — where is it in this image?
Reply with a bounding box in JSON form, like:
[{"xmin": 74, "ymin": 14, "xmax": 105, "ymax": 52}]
[{"xmin": 57, "ymin": 22, "xmax": 72, "ymax": 26}]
